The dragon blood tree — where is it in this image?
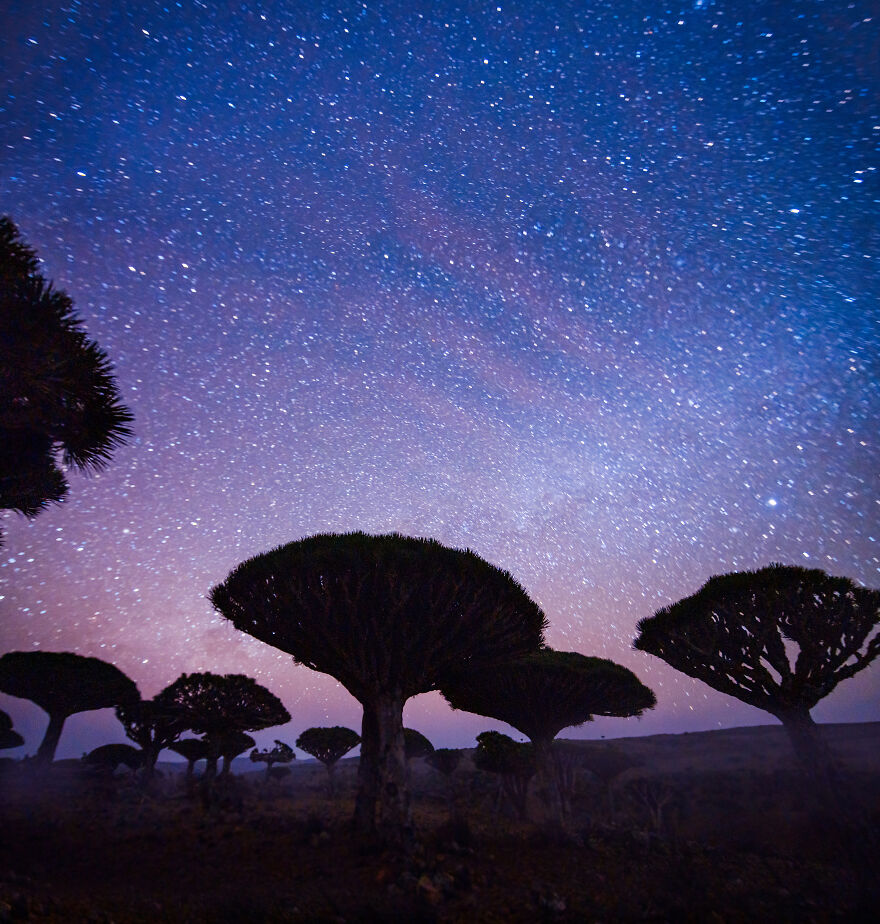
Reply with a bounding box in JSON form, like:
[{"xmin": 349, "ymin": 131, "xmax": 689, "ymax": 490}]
[
  {"xmin": 0, "ymin": 651, "xmax": 139, "ymax": 766},
  {"xmin": 633, "ymin": 564, "xmax": 879, "ymax": 792},
  {"xmin": 169, "ymin": 738, "xmax": 209, "ymax": 781},
  {"xmin": 0, "ymin": 709, "xmax": 24, "ymax": 751},
  {"xmin": 295, "ymin": 727, "xmax": 359, "ymax": 795},
  {"xmin": 250, "ymin": 739, "xmax": 296, "ymax": 779},
  {"xmin": 442, "ymin": 649, "xmax": 655, "ymax": 821},
  {"xmin": 155, "ymin": 672, "xmax": 290, "ymax": 781},
  {"xmin": 210, "ymin": 531, "xmax": 547, "ymax": 843},
  {"xmin": 116, "ymin": 696, "xmax": 187, "ymax": 782}
]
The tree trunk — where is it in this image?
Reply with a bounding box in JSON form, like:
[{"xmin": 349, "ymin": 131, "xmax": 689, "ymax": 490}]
[
  {"xmin": 140, "ymin": 745, "xmax": 159, "ymax": 785},
  {"xmin": 779, "ymin": 707, "xmax": 840, "ymax": 795},
  {"xmin": 326, "ymin": 762, "xmax": 337, "ymax": 798},
  {"xmin": 35, "ymin": 712, "xmax": 67, "ymax": 766},
  {"xmin": 533, "ymin": 737, "xmax": 559, "ymax": 823},
  {"xmin": 354, "ymin": 704, "xmax": 379, "ymax": 833},
  {"xmin": 780, "ymin": 707, "xmax": 879, "ymax": 908},
  {"xmin": 357, "ymin": 692, "xmax": 412, "ymax": 847}
]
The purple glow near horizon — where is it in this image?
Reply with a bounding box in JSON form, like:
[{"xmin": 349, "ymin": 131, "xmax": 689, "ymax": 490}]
[{"xmin": 1, "ymin": 0, "xmax": 878, "ymax": 759}]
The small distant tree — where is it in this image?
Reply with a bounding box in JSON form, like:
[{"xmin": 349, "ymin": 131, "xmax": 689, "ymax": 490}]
[
  {"xmin": 210, "ymin": 531, "xmax": 546, "ymax": 844},
  {"xmin": 0, "ymin": 216, "xmax": 133, "ymax": 546},
  {"xmin": 633, "ymin": 565, "xmax": 880, "ymax": 792},
  {"xmin": 295, "ymin": 727, "xmax": 359, "ymax": 795},
  {"xmin": 0, "ymin": 709, "xmax": 24, "ymax": 750},
  {"xmin": 474, "ymin": 731, "xmax": 536, "ymax": 821},
  {"xmin": 154, "ymin": 673, "xmax": 289, "ymax": 782},
  {"xmin": 0, "ymin": 651, "xmax": 139, "ymax": 766},
  {"xmin": 116, "ymin": 696, "xmax": 186, "ymax": 782},
  {"xmin": 169, "ymin": 738, "xmax": 209, "ymax": 781},
  {"xmin": 250, "ymin": 739, "xmax": 296, "ymax": 780},
  {"xmin": 210, "ymin": 729, "xmax": 255, "ymax": 778},
  {"xmin": 84, "ymin": 743, "xmax": 143, "ymax": 774},
  {"xmin": 442, "ymin": 649, "xmax": 655, "ymax": 821}
]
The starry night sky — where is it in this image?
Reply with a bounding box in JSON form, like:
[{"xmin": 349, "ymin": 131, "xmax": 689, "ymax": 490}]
[{"xmin": 1, "ymin": 0, "xmax": 878, "ymax": 758}]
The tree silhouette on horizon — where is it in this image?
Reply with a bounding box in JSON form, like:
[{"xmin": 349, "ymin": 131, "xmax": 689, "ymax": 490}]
[
  {"xmin": 633, "ymin": 564, "xmax": 879, "ymax": 789},
  {"xmin": 155, "ymin": 672, "xmax": 289, "ymax": 782},
  {"xmin": 116, "ymin": 695, "xmax": 187, "ymax": 782},
  {"xmin": 294, "ymin": 727, "xmax": 358, "ymax": 795},
  {"xmin": 442, "ymin": 649, "xmax": 655, "ymax": 821},
  {"xmin": 633, "ymin": 564, "xmax": 880, "ymax": 902},
  {"xmin": 0, "ymin": 709, "xmax": 24, "ymax": 751},
  {"xmin": 210, "ymin": 531, "xmax": 547, "ymax": 845},
  {"xmin": 169, "ymin": 737, "xmax": 210, "ymax": 781},
  {"xmin": 0, "ymin": 651, "xmax": 139, "ymax": 766},
  {"xmin": 0, "ymin": 217, "xmax": 133, "ymax": 546},
  {"xmin": 250, "ymin": 739, "xmax": 296, "ymax": 780}
]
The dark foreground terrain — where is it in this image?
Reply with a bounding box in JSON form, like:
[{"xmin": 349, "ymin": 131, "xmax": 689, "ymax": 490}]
[{"xmin": 1, "ymin": 722, "xmax": 877, "ymax": 922}]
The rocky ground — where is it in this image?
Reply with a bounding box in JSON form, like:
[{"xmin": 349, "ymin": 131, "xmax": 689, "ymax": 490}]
[{"xmin": 0, "ymin": 723, "xmax": 876, "ymax": 922}]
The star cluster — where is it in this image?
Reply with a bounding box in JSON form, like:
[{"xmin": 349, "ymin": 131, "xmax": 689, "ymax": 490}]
[{"xmin": 1, "ymin": 0, "xmax": 877, "ymax": 755}]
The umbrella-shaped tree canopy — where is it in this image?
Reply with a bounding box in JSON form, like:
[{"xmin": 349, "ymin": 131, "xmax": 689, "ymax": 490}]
[
  {"xmin": 0, "ymin": 709, "xmax": 24, "ymax": 750},
  {"xmin": 154, "ymin": 672, "xmax": 289, "ymax": 737},
  {"xmin": 210, "ymin": 531, "xmax": 546, "ymax": 843},
  {"xmin": 0, "ymin": 651, "xmax": 139, "ymax": 764},
  {"xmin": 442, "ymin": 649, "xmax": 656, "ymax": 744},
  {"xmin": 210, "ymin": 532, "xmax": 547, "ymax": 701},
  {"xmin": 633, "ymin": 564, "xmax": 879, "ymax": 720},
  {"xmin": 295, "ymin": 727, "xmax": 360, "ymax": 768}
]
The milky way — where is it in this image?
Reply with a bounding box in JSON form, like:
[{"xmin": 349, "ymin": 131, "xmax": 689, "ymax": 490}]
[{"xmin": 1, "ymin": 0, "xmax": 877, "ymax": 756}]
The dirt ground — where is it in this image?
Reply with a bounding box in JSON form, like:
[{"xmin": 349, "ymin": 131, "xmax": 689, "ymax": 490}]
[{"xmin": 0, "ymin": 724, "xmax": 876, "ymax": 922}]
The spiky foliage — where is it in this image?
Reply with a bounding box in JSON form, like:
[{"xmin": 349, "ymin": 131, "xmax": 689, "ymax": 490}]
[
  {"xmin": 404, "ymin": 728, "xmax": 434, "ymax": 761},
  {"xmin": 154, "ymin": 672, "xmax": 290, "ymax": 737},
  {"xmin": 443, "ymin": 649, "xmax": 656, "ymax": 744},
  {"xmin": 84, "ymin": 743, "xmax": 143, "ymax": 773},
  {"xmin": 155, "ymin": 672, "xmax": 289, "ymax": 782},
  {"xmin": 116, "ymin": 696, "xmax": 187, "ymax": 779},
  {"xmin": 0, "ymin": 217, "xmax": 133, "ymax": 545},
  {"xmin": 426, "ymin": 748, "xmax": 462, "ymax": 778},
  {"xmin": 0, "ymin": 709, "xmax": 24, "ymax": 750},
  {"xmin": 295, "ymin": 727, "xmax": 359, "ymax": 768},
  {"xmin": 210, "ymin": 531, "xmax": 546, "ymax": 842},
  {"xmin": 634, "ymin": 565, "xmax": 879, "ymax": 719},
  {"xmin": 250, "ymin": 739, "xmax": 296, "ymax": 769},
  {"xmin": 210, "ymin": 532, "xmax": 547, "ymax": 701},
  {"xmin": 0, "ymin": 651, "xmax": 139, "ymax": 765}
]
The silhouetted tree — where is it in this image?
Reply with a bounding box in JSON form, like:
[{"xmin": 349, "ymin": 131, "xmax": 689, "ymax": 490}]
[
  {"xmin": 210, "ymin": 531, "xmax": 547, "ymax": 843},
  {"xmin": 211, "ymin": 729, "xmax": 255, "ymax": 778},
  {"xmin": 169, "ymin": 738, "xmax": 209, "ymax": 781},
  {"xmin": 634, "ymin": 564, "xmax": 880, "ymax": 904},
  {"xmin": 0, "ymin": 217, "xmax": 133, "ymax": 546},
  {"xmin": 116, "ymin": 696, "xmax": 186, "ymax": 782},
  {"xmin": 474, "ymin": 730, "xmax": 536, "ymax": 821},
  {"xmin": 442, "ymin": 649, "xmax": 655, "ymax": 821},
  {"xmin": 403, "ymin": 728, "xmax": 434, "ymax": 761},
  {"xmin": 0, "ymin": 651, "xmax": 139, "ymax": 766},
  {"xmin": 250, "ymin": 739, "xmax": 296, "ymax": 780},
  {"xmin": 155, "ymin": 673, "xmax": 289, "ymax": 782},
  {"xmin": 84, "ymin": 743, "xmax": 143, "ymax": 774},
  {"xmin": 0, "ymin": 709, "xmax": 24, "ymax": 750},
  {"xmin": 633, "ymin": 565, "xmax": 879, "ymax": 790},
  {"xmin": 295, "ymin": 727, "xmax": 359, "ymax": 795}
]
